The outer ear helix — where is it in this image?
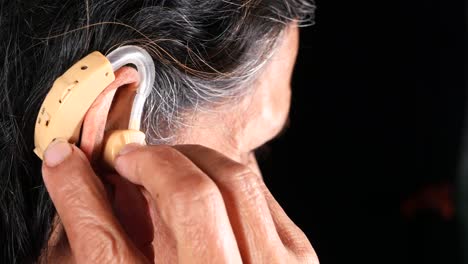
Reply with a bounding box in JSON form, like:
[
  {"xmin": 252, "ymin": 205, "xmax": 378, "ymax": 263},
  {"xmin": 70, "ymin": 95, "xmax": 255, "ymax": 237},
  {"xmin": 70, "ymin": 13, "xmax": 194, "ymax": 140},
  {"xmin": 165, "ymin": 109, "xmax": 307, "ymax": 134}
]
[{"xmin": 34, "ymin": 45, "xmax": 155, "ymax": 168}]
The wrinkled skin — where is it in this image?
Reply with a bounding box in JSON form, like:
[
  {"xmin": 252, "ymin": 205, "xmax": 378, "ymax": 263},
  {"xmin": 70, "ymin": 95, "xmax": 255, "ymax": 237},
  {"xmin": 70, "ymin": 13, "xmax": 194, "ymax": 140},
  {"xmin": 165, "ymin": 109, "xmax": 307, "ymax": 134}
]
[{"xmin": 40, "ymin": 25, "xmax": 319, "ymax": 263}]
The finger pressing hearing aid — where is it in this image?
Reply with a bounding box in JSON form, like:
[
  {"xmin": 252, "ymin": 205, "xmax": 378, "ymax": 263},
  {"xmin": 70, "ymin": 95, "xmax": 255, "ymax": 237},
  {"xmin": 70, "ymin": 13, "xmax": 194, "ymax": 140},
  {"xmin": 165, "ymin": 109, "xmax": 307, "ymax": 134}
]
[
  {"xmin": 41, "ymin": 144, "xmax": 147, "ymax": 263},
  {"xmin": 43, "ymin": 139, "xmax": 73, "ymax": 167},
  {"xmin": 113, "ymin": 145, "xmax": 243, "ymax": 263}
]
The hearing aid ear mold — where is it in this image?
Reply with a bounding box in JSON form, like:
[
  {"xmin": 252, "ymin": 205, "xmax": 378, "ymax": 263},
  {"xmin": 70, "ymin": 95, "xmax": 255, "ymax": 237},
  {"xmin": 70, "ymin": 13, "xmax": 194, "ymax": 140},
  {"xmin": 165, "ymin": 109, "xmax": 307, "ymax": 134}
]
[
  {"xmin": 102, "ymin": 129, "xmax": 146, "ymax": 167},
  {"xmin": 34, "ymin": 45, "xmax": 155, "ymax": 167}
]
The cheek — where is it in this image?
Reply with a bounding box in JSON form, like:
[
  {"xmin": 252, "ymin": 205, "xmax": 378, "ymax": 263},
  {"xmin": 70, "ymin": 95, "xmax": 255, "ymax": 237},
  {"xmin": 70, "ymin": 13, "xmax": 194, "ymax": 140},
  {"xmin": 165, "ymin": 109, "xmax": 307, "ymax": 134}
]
[
  {"xmin": 251, "ymin": 27, "xmax": 297, "ymax": 144},
  {"xmin": 263, "ymin": 82, "xmax": 291, "ymax": 137},
  {"xmin": 241, "ymin": 80, "xmax": 292, "ymax": 151},
  {"xmin": 240, "ymin": 32, "xmax": 298, "ymax": 150}
]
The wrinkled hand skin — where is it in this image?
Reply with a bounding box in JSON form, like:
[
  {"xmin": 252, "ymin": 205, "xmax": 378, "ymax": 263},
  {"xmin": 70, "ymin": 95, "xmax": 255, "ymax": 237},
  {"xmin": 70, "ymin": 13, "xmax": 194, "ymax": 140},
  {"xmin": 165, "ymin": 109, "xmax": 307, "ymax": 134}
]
[{"xmin": 41, "ymin": 144, "xmax": 319, "ymax": 264}]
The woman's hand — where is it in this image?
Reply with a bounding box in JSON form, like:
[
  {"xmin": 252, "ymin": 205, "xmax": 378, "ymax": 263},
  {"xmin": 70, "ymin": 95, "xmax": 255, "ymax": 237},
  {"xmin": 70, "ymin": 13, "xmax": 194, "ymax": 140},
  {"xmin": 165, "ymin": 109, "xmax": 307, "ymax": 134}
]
[{"xmin": 42, "ymin": 140, "xmax": 318, "ymax": 263}]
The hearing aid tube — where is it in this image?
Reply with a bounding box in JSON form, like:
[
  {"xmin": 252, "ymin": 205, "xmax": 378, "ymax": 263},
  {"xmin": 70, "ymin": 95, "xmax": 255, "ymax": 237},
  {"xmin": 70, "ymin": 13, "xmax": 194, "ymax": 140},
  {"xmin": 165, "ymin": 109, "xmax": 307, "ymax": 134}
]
[{"xmin": 106, "ymin": 45, "xmax": 155, "ymax": 131}]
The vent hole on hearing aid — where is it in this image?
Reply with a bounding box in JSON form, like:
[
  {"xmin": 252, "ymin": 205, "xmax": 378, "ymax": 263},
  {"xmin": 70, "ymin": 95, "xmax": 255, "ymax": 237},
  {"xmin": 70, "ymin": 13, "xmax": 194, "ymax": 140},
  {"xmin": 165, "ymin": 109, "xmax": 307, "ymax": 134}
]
[
  {"xmin": 45, "ymin": 120, "xmax": 50, "ymax": 127},
  {"xmin": 81, "ymin": 65, "xmax": 88, "ymax": 70}
]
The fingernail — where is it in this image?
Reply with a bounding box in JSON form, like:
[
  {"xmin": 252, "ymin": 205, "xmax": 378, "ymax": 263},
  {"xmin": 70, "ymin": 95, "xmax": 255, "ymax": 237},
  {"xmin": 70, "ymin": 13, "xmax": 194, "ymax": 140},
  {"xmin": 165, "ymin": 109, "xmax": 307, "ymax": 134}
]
[
  {"xmin": 118, "ymin": 143, "xmax": 142, "ymax": 157},
  {"xmin": 44, "ymin": 139, "xmax": 73, "ymax": 167}
]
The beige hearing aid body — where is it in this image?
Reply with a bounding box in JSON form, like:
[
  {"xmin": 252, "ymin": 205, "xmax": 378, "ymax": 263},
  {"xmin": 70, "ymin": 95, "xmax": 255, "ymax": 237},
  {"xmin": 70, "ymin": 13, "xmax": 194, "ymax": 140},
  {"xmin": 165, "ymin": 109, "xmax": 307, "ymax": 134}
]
[{"xmin": 34, "ymin": 51, "xmax": 145, "ymax": 167}]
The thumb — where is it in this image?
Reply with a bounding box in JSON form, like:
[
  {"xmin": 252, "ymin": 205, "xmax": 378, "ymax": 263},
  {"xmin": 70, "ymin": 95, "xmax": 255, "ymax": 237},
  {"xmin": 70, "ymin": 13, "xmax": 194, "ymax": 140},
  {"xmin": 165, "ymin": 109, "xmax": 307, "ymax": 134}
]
[{"xmin": 42, "ymin": 139, "xmax": 147, "ymax": 263}]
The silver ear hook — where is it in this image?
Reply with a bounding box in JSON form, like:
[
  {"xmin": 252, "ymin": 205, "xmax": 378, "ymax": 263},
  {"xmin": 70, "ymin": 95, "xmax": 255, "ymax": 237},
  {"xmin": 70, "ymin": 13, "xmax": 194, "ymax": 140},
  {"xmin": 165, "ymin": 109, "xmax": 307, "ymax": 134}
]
[{"xmin": 106, "ymin": 45, "xmax": 155, "ymax": 132}]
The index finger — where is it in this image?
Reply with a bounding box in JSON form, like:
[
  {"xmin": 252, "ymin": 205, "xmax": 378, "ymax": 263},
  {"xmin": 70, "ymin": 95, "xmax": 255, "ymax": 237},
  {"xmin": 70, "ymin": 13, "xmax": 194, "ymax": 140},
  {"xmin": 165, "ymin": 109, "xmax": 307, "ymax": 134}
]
[{"xmin": 114, "ymin": 145, "xmax": 242, "ymax": 264}]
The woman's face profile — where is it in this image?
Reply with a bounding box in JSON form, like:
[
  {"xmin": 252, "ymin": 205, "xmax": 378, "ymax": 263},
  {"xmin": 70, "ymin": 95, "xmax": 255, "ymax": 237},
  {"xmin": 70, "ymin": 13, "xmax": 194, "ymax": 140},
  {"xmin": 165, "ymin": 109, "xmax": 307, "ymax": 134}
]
[{"xmin": 177, "ymin": 25, "xmax": 300, "ymax": 167}]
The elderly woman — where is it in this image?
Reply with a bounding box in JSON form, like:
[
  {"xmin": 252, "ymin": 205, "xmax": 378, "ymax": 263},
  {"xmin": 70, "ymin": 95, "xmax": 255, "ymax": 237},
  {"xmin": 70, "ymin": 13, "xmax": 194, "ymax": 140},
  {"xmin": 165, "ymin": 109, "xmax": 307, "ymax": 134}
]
[{"xmin": 0, "ymin": 0, "xmax": 317, "ymax": 263}]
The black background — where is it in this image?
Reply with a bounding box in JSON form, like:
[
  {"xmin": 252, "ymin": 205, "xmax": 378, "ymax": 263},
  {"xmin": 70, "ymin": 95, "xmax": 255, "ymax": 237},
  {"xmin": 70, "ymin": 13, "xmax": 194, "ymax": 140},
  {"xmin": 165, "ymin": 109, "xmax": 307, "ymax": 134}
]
[{"xmin": 257, "ymin": 0, "xmax": 466, "ymax": 263}]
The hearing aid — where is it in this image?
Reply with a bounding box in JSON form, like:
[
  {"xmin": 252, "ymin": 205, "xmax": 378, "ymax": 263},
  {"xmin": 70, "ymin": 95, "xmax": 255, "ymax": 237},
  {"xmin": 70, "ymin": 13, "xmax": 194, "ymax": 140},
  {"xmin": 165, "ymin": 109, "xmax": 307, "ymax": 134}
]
[{"xmin": 33, "ymin": 45, "xmax": 155, "ymax": 167}]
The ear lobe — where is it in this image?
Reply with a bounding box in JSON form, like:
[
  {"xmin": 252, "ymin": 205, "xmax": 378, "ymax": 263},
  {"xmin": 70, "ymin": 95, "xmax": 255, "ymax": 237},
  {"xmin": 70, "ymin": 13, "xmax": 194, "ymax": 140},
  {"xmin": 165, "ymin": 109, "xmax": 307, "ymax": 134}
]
[{"xmin": 80, "ymin": 66, "xmax": 140, "ymax": 163}]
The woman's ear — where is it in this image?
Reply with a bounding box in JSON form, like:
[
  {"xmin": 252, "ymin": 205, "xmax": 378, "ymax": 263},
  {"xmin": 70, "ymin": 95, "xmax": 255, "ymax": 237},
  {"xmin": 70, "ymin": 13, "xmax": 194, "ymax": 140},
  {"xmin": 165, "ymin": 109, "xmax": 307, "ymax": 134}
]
[{"xmin": 80, "ymin": 66, "xmax": 140, "ymax": 162}]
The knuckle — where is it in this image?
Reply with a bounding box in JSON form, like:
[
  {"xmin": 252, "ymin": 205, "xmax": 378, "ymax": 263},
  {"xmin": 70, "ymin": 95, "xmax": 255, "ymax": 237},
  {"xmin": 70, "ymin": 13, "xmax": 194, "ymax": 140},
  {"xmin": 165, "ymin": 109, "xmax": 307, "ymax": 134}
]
[
  {"xmin": 217, "ymin": 162, "xmax": 263, "ymax": 200},
  {"xmin": 278, "ymin": 225, "xmax": 318, "ymax": 264},
  {"xmin": 169, "ymin": 175, "xmax": 219, "ymax": 206},
  {"xmin": 58, "ymin": 179, "xmax": 80, "ymax": 200},
  {"xmin": 150, "ymin": 145, "xmax": 181, "ymax": 159},
  {"xmin": 217, "ymin": 159, "xmax": 255, "ymax": 183},
  {"xmin": 164, "ymin": 175, "xmax": 221, "ymax": 223},
  {"xmin": 231, "ymin": 165, "xmax": 255, "ymax": 181},
  {"xmin": 292, "ymin": 242, "xmax": 319, "ymax": 264},
  {"xmin": 76, "ymin": 222, "xmax": 125, "ymax": 263},
  {"xmin": 59, "ymin": 178, "xmax": 105, "ymax": 210}
]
